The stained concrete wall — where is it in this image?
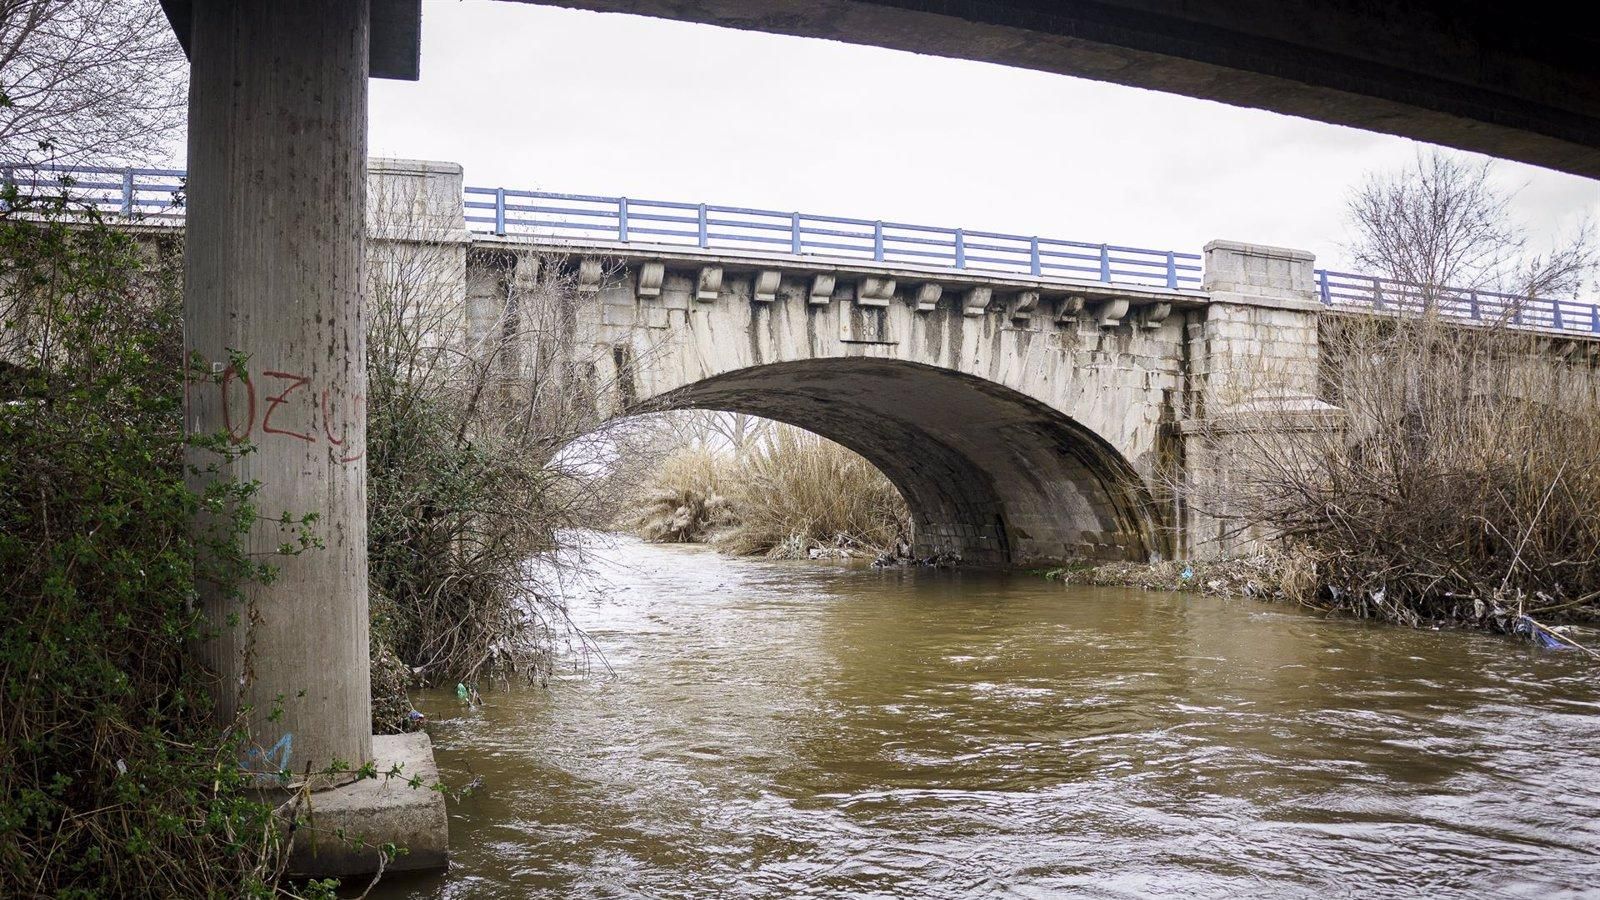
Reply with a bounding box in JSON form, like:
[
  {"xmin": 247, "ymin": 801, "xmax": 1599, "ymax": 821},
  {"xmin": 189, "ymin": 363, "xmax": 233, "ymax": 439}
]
[
  {"xmin": 444, "ymin": 237, "xmax": 1200, "ymax": 566},
  {"xmin": 595, "ymin": 267, "xmax": 1187, "ymax": 564}
]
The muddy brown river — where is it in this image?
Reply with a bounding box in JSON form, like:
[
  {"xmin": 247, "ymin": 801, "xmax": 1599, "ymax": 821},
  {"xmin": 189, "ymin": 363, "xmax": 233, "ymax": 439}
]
[{"xmin": 376, "ymin": 535, "xmax": 1600, "ymax": 899}]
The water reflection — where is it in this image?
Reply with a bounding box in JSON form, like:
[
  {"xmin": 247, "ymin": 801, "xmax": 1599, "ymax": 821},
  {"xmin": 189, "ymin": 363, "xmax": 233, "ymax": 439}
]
[{"xmin": 376, "ymin": 535, "xmax": 1600, "ymax": 899}]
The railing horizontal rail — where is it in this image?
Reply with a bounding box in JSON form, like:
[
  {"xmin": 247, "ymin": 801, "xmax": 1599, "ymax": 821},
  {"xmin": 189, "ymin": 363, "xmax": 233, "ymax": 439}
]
[
  {"xmin": 1316, "ymin": 268, "xmax": 1600, "ymax": 335},
  {"xmin": 16, "ymin": 166, "xmax": 1600, "ymax": 332}
]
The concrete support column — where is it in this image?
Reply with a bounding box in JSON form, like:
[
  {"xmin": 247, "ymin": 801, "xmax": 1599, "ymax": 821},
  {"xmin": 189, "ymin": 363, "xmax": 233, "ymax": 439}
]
[{"xmin": 184, "ymin": 0, "xmax": 372, "ymax": 780}]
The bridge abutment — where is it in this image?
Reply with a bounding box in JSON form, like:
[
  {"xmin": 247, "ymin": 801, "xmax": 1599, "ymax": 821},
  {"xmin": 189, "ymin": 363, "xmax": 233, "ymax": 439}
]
[{"xmin": 1179, "ymin": 241, "xmax": 1342, "ymax": 556}]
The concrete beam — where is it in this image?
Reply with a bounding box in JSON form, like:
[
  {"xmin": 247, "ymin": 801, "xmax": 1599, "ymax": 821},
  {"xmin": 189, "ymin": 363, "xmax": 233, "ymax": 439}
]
[
  {"xmin": 522, "ymin": 0, "xmax": 1600, "ymax": 178},
  {"xmin": 1094, "ymin": 298, "xmax": 1130, "ymax": 327},
  {"xmin": 161, "ymin": 0, "xmax": 421, "ymax": 81},
  {"xmin": 963, "ymin": 286, "xmax": 992, "ymax": 317},
  {"xmin": 1010, "ymin": 290, "xmax": 1040, "ymax": 322},
  {"xmin": 809, "ymin": 273, "xmax": 836, "ymax": 305},
  {"xmin": 471, "ymin": 234, "xmax": 1203, "ymax": 309},
  {"xmin": 577, "ymin": 257, "xmax": 604, "ymax": 293},
  {"xmin": 1054, "ymin": 294, "xmax": 1086, "ymax": 323},
  {"xmin": 857, "ymin": 276, "xmax": 896, "ymax": 306},
  {"xmin": 1139, "ymin": 301, "xmax": 1173, "ymax": 329}
]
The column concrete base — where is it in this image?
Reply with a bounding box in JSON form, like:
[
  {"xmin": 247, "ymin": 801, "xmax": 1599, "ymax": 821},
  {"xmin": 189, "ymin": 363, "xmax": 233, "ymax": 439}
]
[{"xmin": 280, "ymin": 732, "xmax": 450, "ymax": 879}]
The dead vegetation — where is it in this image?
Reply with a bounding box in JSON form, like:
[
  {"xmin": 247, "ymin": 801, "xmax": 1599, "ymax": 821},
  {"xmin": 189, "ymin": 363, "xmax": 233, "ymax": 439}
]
[
  {"xmin": 625, "ymin": 420, "xmax": 910, "ymax": 559},
  {"xmin": 1172, "ymin": 151, "xmax": 1600, "ymax": 643}
]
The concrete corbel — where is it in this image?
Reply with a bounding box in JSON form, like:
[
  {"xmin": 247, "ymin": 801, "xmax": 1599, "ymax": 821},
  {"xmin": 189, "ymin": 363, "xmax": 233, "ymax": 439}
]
[
  {"xmin": 963, "ymin": 286, "xmax": 993, "ymax": 317},
  {"xmin": 636, "ymin": 261, "xmax": 665, "ymax": 299},
  {"xmin": 1010, "ymin": 290, "xmax": 1040, "ymax": 322},
  {"xmin": 753, "ymin": 269, "xmax": 782, "ymax": 303},
  {"xmin": 1054, "ymin": 294, "xmax": 1086, "ymax": 324},
  {"xmin": 913, "ymin": 283, "xmax": 942, "ymax": 312},
  {"xmin": 696, "ymin": 266, "xmax": 723, "ymax": 302},
  {"xmin": 1138, "ymin": 301, "xmax": 1173, "ymax": 329},
  {"xmin": 511, "ymin": 252, "xmax": 540, "ymax": 292},
  {"xmin": 1094, "ymin": 297, "xmax": 1130, "ymax": 327},
  {"xmin": 809, "ymin": 273, "xmax": 836, "ymax": 305},
  {"xmin": 857, "ymin": 276, "xmax": 896, "ymax": 307},
  {"xmin": 576, "ymin": 257, "xmax": 604, "ymax": 294}
]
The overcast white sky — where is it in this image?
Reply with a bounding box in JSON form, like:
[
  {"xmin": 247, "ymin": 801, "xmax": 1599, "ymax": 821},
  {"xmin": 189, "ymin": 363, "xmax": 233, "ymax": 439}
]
[{"xmin": 358, "ymin": 1, "xmax": 1599, "ymax": 273}]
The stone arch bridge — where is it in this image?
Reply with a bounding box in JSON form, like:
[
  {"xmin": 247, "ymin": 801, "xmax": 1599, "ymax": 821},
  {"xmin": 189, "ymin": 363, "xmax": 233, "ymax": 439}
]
[
  {"xmin": 49, "ymin": 158, "xmax": 1600, "ymax": 566},
  {"xmin": 356, "ymin": 159, "xmax": 1598, "ymax": 567}
]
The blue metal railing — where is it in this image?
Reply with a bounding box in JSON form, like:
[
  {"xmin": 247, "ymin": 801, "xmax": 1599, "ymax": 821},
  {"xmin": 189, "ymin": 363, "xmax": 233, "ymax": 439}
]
[
  {"xmin": 462, "ymin": 185, "xmax": 1203, "ymax": 291},
  {"xmin": 2, "ymin": 165, "xmax": 186, "ymax": 219},
  {"xmin": 1314, "ymin": 268, "xmax": 1600, "ymax": 336},
  {"xmin": 10, "ymin": 165, "xmax": 1600, "ymax": 335}
]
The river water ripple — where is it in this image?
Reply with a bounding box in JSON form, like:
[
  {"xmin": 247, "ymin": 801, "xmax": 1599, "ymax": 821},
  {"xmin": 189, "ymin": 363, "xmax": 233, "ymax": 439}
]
[{"xmin": 379, "ymin": 535, "xmax": 1600, "ymax": 899}]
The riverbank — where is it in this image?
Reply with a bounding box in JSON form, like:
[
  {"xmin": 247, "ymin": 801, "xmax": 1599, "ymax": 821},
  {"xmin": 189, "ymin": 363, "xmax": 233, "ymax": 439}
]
[{"xmin": 1045, "ymin": 554, "xmax": 1600, "ymax": 654}]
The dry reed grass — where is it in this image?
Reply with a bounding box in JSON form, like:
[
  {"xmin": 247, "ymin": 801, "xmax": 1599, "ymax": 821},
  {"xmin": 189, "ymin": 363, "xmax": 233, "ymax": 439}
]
[{"xmin": 628, "ymin": 423, "xmax": 910, "ymax": 558}]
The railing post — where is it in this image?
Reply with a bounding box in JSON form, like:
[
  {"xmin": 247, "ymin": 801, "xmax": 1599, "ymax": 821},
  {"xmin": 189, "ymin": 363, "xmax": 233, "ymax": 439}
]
[
  {"xmin": 698, "ymin": 203, "xmax": 708, "ymax": 248},
  {"xmin": 791, "ymin": 212, "xmax": 801, "ymax": 254},
  {"xmin": 121, "ymin": 169, "xmax": 135, "ymax": 217},
  {"xmin": 1553, "ymin": 299, "xmax": 1564, "ymax": 331},
  {"xmin": 1029, "ymin": 237, "xmax": 1041, "ymax": 276},
  {"xmin": 954, "ymin": 229, "xmax": 965, "ymax": 269},
  {"xmin": 618, "ymin": 197, "xmax": 629, "ymax": 242},
  {"xmin": 1515, "ymin": 297, "xmax": 1525, "ymax": 326},
  {"xmin": 1468, "ymin": 290, "xmax": 1480, "ymax": 319},
  {"xmin": 494, "ymin": 187, "xmax": 506, "ymax": 235},
  {"xmin": 1099, "ymin": 244, "xmax": 1111, "ymax": 282},
  {"xmin": 1318, "ymin": 269, "xmax": 1332, "ymax": 306},
  {"xmin": 873, "ymin": 221, "xmax": 884, "ymax": 262},
  {"xmin": 1372, "ymin": 276, "xmax": 1383, "ymax": 311},
  {"xmin": 1592, "ymin": 304, "xmax": 1600, "ymax": 335},
  {"xmin": 1166, "ymin": 250, "xmax": 1178, "ymax": 289},
  {"xmin": 1, "ymin": 166, "xmax": 12, "ymax": 212}
]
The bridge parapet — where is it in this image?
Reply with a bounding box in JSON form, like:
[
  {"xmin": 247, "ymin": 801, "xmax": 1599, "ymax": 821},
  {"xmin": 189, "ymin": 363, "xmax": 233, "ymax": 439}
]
[{"xmin": 16, "ymin": 160, "xmax": 1600, "ymax": 340}]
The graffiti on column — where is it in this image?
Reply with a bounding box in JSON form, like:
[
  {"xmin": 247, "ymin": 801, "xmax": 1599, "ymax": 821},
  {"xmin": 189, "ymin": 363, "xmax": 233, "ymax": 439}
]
[
  {"xmin": 239, "ymin": 732, "xmax": 294, "ymax": 780},
  {"xmin": 187, "ymin": 357, "xmax": 365, "ymax": 463}
]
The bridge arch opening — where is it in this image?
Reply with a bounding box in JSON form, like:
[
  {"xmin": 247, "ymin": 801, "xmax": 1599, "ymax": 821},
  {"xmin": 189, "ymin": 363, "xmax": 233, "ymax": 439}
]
[{"xmin": 639, "ymin": 358, "xmax": 1160, "ymax": 568}]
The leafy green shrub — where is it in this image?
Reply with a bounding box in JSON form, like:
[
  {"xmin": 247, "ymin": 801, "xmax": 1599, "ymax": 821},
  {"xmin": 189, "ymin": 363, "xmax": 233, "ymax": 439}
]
[{"xmin": 0, "ymin": 194, "xmax": 285, "ymax": 896}]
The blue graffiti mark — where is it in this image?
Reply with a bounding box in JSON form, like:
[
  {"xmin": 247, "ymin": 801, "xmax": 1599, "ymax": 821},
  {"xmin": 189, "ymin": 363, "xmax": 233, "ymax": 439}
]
[{"xmin": 239, "ymin": 732, "xmax": 293, "ymax": 780}]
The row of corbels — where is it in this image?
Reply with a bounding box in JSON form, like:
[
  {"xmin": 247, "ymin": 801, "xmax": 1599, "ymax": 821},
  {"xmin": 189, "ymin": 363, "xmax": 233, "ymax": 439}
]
[{"xmin": 579, "ymin": 258, "xmax": 1173, "ymax": 328}]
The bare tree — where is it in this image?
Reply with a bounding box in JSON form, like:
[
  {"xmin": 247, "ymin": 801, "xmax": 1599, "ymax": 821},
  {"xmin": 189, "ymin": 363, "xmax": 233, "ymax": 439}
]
[
  {"xmin": 1347, "ymin": 149, "xmax": 1596, "ymax": 305},
  {"xmin": 0, "ymin": 0, "xmax": 186, "ymax": 167}
]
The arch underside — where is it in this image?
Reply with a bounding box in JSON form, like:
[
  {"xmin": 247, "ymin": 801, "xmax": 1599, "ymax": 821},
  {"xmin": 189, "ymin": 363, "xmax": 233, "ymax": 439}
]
[{"xmin": 651, "ymin": 358, "xmax": 1158, "ymax": 567}]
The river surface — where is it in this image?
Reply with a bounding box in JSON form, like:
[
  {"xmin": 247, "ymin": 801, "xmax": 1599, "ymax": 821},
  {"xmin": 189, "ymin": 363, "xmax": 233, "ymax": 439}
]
[{"xmin": 377, "ymin": 535, "xmax": 1600, "ymax": 899}]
